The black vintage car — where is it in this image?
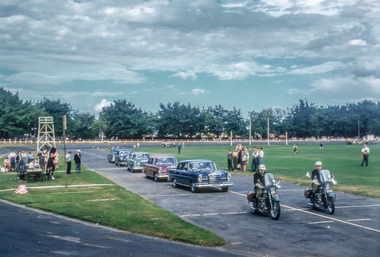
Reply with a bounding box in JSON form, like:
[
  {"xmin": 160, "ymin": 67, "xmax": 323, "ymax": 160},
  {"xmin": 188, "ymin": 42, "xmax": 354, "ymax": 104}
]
[
  {"xmin": 115, "ymin": 149, "xmax": 134, "ymax": 166},
  {"xmin": 107, "ymin": 148, "xmax": 118, "ymax": 163},
  {"xmin": 168, "ymin": 159, "xmax": 233, "ymax": 193}
]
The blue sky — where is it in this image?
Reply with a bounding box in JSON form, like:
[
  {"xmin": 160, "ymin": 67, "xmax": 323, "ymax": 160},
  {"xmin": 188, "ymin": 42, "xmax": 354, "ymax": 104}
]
[{"xmin": 1, "ymin": 0, "xmax": 380, "ymax": 117}]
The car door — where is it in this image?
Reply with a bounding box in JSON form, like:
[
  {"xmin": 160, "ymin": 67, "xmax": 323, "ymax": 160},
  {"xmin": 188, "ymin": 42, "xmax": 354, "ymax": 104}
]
[
  {"xmin": 176, "ymin": 163, "xmax": 190, "ymax": 185},
  {"xmin": 144, "ymin": 158, "xmax": 153, "ymax": 176}
]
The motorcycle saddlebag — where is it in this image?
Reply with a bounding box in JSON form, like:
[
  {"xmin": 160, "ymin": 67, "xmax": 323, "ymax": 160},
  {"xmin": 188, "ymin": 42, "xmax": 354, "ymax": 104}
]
[
  {"xmin": 304, "ymin": 188, "xmax": 312, "ymax": 198},
  {"xmin": 247, "ymin": 191, "xmax": 256, "ymax": 202}
]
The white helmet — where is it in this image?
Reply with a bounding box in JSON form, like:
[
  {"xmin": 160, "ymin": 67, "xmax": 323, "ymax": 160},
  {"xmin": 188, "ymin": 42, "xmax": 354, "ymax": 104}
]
[
  {"xmin": 259, "ymin": 164, "xmax": 266, "ymax": 170},
  {"xmin": 315, "ymin": 161, "xmax": 322, "ymax": 166}
]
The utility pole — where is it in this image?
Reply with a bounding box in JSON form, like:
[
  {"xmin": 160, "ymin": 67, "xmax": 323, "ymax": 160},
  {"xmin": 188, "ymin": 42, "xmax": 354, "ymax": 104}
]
[
  {"xmin": 249, "ymin": 118, "xmax": 252, "ymax": 146},
  {"xmin": 358, "ymin": 120, "xmax": 360, "ymax": 139},
  {"xmin": 63, "ymin": 115, "xmax": 67, "ymax": 188},
  {"xmin": 267, "ymin": 118, "xmax": 270, "ymax": 145}
]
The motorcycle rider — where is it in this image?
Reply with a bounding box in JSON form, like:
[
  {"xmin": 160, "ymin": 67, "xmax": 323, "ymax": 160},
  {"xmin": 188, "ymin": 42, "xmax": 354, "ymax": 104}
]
[
  {"xmin": 310, "ymin": 161, "xmax": 323, "ymax": 205},
  {"xmin": 253, "ymin": 164, "xmax": 267, "ymax": 209}
]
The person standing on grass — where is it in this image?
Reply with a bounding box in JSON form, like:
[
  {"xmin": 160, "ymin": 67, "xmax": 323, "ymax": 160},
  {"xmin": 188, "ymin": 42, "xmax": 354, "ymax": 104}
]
[
  {"xmin": 46, "ymin": 152, "xmax": 56, "ymax": 180},
  {"xmin": 27, "ymin": 152, "xmax": 34, "ymax": 163},
  {"xmin": 66, "ymin": 151, "xmax": 72, "ymax": 174},
  {"xmin": 74, "ymin": 150, "xmax": 81, "ymax": 173},
  {"xmin": 227, "ymin": 150, "xmax": 234, "ymax": 171},
  {"xmin": 320, "ymin": 141, "xmax": 323, "ymax": 149},
  {"xmin": 361, "ymin": 144, "xmax": 370, "ymax": 167},
  {"xmin": 9, "ymin": 150, "xmax": 17, "ymax": 171},
  {"xmin": 257, "ymin": 147, "xmax": 264, "ymax": 171},
  {"xmin": 20, "ymin": 150, "xmax": 27, "ymax": 172},
  {"xmin": 241, "ymin": 149, "xmax": 249, "ymax": 171},
  {"xmin": 37, "ymin": 149, "xmax": 44, "ymax": 171},
  {"xmin": 177, "ymin": 142, "xmax": 182, "ymax": 154},
  {"xmin": 251, "ymin": 147, "xmax": 257, "ymax": 172},
  {"xmin": 293, "ymin": 144, "xmax": 298, "ymax": 154},
  {"xmin": 232, "ymin": 148, "xmax": 239, "ymax": 171}
]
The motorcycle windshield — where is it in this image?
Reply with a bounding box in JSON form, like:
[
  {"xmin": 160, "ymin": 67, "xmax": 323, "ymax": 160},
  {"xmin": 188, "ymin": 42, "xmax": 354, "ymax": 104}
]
[
  {"xmin": 319, "ymin": 169, "xmax": 331, "ymax": 182},
  {"xmin": 264, "ymin": 173, "xmax": 276, "ymax": 186}
]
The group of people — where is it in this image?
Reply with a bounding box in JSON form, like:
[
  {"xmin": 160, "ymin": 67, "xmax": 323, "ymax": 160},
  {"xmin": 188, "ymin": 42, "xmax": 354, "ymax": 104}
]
[
  {"xmin": 227, "ymin": 144, "xmax": 264, "ymax": 172},
  {"xmin": 3, "ymin": 147, "xmax": 83, "ymax": 181}
]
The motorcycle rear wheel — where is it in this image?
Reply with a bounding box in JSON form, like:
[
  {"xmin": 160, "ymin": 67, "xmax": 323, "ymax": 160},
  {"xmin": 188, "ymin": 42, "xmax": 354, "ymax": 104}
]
[
  {"xmin": 327, "ymin": 197, "xmax": 335, "ymax": 215},
  {"xmin": 270, "ymin": 201, "xmax": 281, "ymax": 220}
]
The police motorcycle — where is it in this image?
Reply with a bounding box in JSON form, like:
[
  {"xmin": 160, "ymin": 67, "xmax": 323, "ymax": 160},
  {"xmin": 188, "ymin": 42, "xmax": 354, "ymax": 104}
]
[
  {"xmin": 304, "ymin": 169, "xmax": 337, "ymax": 214},
  {"xmin": 247, "ymin": 172, "xmax": 281, "ymax": 220}
]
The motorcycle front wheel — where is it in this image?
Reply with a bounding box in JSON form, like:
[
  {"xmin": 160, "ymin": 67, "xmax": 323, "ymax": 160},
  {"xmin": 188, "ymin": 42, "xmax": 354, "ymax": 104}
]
[
  {"xmin": 327, "ymin": 197, "xmax": 335, "ymax": 215},
  {"xmin": 270, "ymin": 201, "xmax": 281, "ymax": 220}
]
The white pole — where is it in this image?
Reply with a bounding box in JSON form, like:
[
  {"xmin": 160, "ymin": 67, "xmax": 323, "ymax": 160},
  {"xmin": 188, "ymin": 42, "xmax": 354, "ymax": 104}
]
[
  {"xmin": 286, "ymin": 131, "xmax": 288, "ymax": 145},
  {"xmin": 230, "ymin": 131, "xmax": 232, "ymax": 146},
  {"xmin": 267, "ymin": 118, "xmax": 270, "ymax": 145},
  {"xmin": 249, "ymin": 118, "xmax": 252, "ymax": 146}
]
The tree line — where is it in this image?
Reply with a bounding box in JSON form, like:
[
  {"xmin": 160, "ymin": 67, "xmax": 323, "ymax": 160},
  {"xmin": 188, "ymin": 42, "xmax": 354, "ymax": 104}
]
[{"xmin": 1, "ymin": 87, "xmax": 379, "ymax": 139}]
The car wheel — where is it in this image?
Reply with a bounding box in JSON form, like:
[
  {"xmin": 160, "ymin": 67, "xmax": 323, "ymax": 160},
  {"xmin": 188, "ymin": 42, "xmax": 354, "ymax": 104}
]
[
  {"xmin": 131, "ymin": 166, "xmax": 134, "ymax": 172},
  {"xmin": 190, "ymin": 182, "xmax": 198, "ymax": 193},
  {"xmin": 144, "ymin": 171, "xmax": 148, "ymax": 178},
  {"xmin": 172, "ymin": 178, "xmax": 178, "ymax": 188},
  {"xmin": 154, "ymin": 173, "xmax": 159, "ymax": 182}
]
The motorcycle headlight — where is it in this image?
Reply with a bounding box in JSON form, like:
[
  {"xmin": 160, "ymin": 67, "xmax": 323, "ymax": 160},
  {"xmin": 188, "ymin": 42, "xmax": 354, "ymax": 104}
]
[
  {"xmin": 197, "ymin": 174, "xmax": 203, "ymax": 183},
  {"xmin": 325, "ymin": 184, "xmax": 332, "ymax": 193},
  {"xmin": 270, "ymin": 188, "xmax": 277, "ymax": 196},
  {"xmin": 158, "ymin": 167, "xmax": 162, "ymax": 174},
  {"xmin": 227, "ymin": 173, "xmax": 231, "ymax": 182}
]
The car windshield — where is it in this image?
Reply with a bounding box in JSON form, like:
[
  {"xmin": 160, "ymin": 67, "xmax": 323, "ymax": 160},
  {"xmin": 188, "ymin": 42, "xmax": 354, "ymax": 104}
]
[
  {"xmin": 119, "ymin": 151, "xmax": 131, "ymax": 156},
  {"xmin": 134, "ymin": 153, "xmax": 149, "ymax": 159},
  {"xmin": 319, "ymin": 169, "xmax": 331, "ymax": 182},
  {"xmin": 156, "ymin": 158, "xmax": 177, "ymax": 165},
  {"xmin": 264, "ymin": 173, "xmax": 276, "ymax": 186},
  {"xmin": 188, "ymin": 161, "xmax": 216, "ymax": 172}
]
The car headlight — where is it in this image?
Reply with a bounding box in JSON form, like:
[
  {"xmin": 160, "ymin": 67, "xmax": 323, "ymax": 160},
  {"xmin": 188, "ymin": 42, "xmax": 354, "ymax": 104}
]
[
  {"xmin": 197, "ymin": 174, "xmax": 202, "ymax": 183},
  {"xmin": 158, "ymin": 167, "xmax": 162, "ymax": 174},
  {"xmin": 120, "ymin": 158, "xmax": 123, "ymax": 161},
  {"xmin": 226, "ymin": 173, "xmax": 231, "ymax": 182}
]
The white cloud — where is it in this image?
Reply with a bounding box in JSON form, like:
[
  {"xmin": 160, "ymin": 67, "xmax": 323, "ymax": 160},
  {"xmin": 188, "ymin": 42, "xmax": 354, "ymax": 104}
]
[
  {"xmin": 94, "ymin": 99, "xmax": 113, "ymax": 112},
  {"xmin": 170, "ymin": 70, "xmax": 197, "ymax": 80},
  {"xmin": 289, "ymin": 62, "xmax": 346, "ymax": 75},
  {"xmin": 348, "ymin": 39, "xmax": 367, "ymax": 46},
  {"xmin": 192, "ymin": 88, "xmax": 206, "ymax": 95}
]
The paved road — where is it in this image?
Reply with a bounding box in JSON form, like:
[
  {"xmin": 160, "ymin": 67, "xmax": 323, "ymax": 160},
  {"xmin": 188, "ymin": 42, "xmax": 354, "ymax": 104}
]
[{"xmin": 2, "ymin": 144, "xmax": 380, "ymax": 257}]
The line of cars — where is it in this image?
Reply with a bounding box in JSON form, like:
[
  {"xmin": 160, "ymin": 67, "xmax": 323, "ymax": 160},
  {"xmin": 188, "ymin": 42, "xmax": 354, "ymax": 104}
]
[{"xmin": 106, "ymin": 148, "xmax": 233, "ymax": 193}]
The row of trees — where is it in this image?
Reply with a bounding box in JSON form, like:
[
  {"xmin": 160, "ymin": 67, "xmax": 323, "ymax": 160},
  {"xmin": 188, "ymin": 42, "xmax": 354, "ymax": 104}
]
[{"xmin": 1, "ymin": 87, "xmax": 379, "ymax": 139}]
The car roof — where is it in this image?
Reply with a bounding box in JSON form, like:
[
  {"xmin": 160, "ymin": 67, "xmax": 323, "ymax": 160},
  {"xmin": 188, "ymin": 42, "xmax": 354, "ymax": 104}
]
[
  {"xmin": 119, "ymin": 149, "xmax": 133, "ymax": 152},
  {"xmin": 132, "ymin": 152, "xmax": 150, "ymax": 154},
  {"xmin": 150, "ymin": 155, "xmax": 176, "ymax": 159},
  {"xmin": 179, "ymin": 159, "xmax": 213, "ymax": 163}
]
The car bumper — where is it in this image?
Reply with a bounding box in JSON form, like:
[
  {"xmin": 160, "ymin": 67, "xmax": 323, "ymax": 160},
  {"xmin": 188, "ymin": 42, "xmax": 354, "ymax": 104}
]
[
  {"xmin": 156, "ymin": 174, "xmax": 168, "ymax": 179},
  {"xmin": 194, "ymin": 182, "xmax": 233, "ymax": 188}
]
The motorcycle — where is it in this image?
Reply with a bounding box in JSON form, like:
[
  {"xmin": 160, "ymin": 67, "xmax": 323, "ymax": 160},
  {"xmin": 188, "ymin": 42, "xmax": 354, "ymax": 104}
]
[
  {"xmin": 247, "ymin": 173, "xmax": 281, "ymax": 220},
  {"xmin": 305, "ymin": 169, "xmax": 337, "ymax": 214}
]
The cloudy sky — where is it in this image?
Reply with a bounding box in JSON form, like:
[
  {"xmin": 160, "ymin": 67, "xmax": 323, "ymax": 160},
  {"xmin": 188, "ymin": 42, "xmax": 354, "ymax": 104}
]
[{"xmin": 1, "ymin": 0, "xmax": 380, "ymax": 117}]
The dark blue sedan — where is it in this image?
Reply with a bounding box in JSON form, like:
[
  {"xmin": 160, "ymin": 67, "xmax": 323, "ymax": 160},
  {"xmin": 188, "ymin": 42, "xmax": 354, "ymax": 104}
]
[{"xmin": 168, "ymin": 159, "xmax": 233, "ymax": 193}]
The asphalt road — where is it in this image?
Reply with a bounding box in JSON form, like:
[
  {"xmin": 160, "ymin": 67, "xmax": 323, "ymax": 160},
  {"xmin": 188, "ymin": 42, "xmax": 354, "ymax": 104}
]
[{"xmin": 1, "ymin": 144, "xmax": 380, "ymax": 257}]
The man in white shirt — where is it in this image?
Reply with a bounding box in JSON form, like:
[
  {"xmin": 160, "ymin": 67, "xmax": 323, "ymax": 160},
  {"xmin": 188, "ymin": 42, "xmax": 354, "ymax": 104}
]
[
  {"xmin": 9, "ymin": 150, "xmax": 17, "ymax": 171},
  {"xmin": 361, "ymin": 144, "xmax": 370, "ymax": 167}
]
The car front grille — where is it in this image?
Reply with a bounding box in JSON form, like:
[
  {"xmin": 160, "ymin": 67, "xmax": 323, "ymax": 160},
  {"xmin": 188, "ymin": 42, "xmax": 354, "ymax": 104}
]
[{"xmin": 209, "ymin": 174, "xmax": 221, "ymax": 184}]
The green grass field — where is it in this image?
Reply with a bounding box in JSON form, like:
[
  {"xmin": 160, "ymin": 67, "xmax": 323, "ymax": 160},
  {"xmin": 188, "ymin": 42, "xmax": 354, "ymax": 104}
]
[{"xmin": 118, "ymin": 143, "xmax": 379, "ymax": 198}]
